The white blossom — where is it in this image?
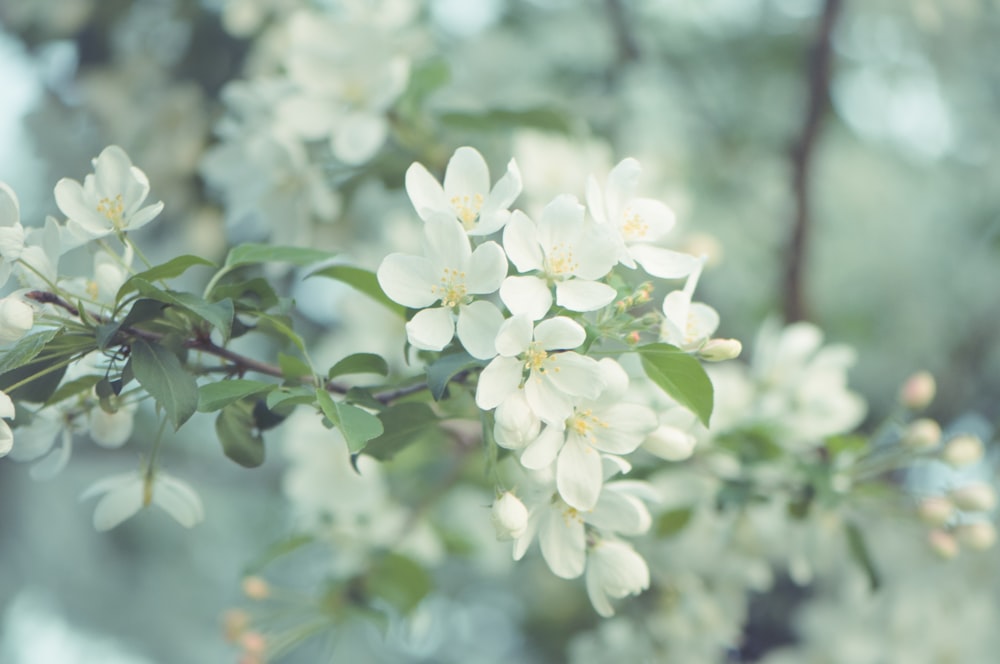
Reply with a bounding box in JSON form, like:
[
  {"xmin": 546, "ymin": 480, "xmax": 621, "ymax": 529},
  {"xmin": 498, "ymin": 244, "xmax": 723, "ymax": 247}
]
[
  {"xmin": 0, "ymin": 296, "xmax": 34, "ymax": 344},
  {"xmin": 585, "ymin": 539, "xmax": 651, "ymax": 617},
  {"xmin": 0, "ymin": 390, "xmax": 15, "ymax": 458},
  {"xmin": 491, "ymin": 491, "xmax": 529, "ymax": 541},
  {"xmin": 660, "ymin": 256, "xmax": 719, "ymax": 351},
  {"xmin": 80, "ymin": 469, "xmax": 205, "ymax": 531}
]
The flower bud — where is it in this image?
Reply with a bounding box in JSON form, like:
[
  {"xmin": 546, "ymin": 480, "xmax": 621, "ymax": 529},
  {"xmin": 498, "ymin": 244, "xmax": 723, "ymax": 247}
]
[
  {"xmin": 222, "ymin": 609, "xmax": 250, "ymax": 642},
  {"xmin": 491, "ymin": 491, "xmax": 528, "ymax": 541},
  {"xmin": 927, "ymin": 529, "xmax": 959, "ymax": 559},
  {"xmin": 494, "ymin": 392, "xmax": 541, "ymax": 450},
  {"xmin": 901, "ymin": 418, "xmax": 941, "ymax": 451},
  {"xmin": 899, "ymin": 371, "xmax": 936, "ymax": 410},
  {"xmin": 0, "ymin": 297, "xmax": 33, "ymax": 344},
  {"xmin": 942, "ymin": 434, "xmax": 984, "ymax": 467},
  {"xmin": 950, "ymin": 483, "xmax": 997, "ymax": 512},
  {"xmin": 643, "ymin": 424, "xmax": 696, "ymax": 461},
  {"xmin": 242, "ymin": 576, "xmax": 271, "ymax": 600},
  {"xmin": 955, "ymin": 522, "xmax": 997, "ymax": 551},
  {"xmin": 917, "ymin": 496, "xmax": 954, "ymax": 527},
  {"xmin": 698, "ymin": 338, "xmax": 742, "ymax": 362}
]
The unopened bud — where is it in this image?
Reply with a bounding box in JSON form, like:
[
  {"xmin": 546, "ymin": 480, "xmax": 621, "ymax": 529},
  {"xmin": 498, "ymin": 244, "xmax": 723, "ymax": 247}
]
[
  {"xmin": 698, "ymin": 338, "xmax": 742, "ymax": 362},
  {"xmin": 239, "ymin": 631, "xmax": 267, "ymax": 656},
  {"xmin": 899, "ymin": 371, "xmax": 936, "ymax": 410},
  {"xmin": 950, "ymin": 483, "xmax": 997, "ymax": 512},
  {"xmin": 902, "ymin": 419, "xmax": 941, "ymax": 451},
  {"xmin": 927, "ymin": 529, "xmax": 959, "ymax": 559},
  {"xmin": 0, "ymin": 297, "xmax": 33, "ymax": 344},
  {"xmin": 626, "ymin": 330, "xmax": 641, "ymax": 344},
  {"xmin": 955, "ymin": 522, "xmax": 997, "ymax": 551},
  {"xmin": 242, "ymin": 576, "xmax": 271, "ymax": 600},
  {"xmin": 222, "ymin": 609, "xmax": 250, "ymax": 642},
  {"xmin": 942, "ymin": 434, "xmax": 984, "ymax": 467},
  {"xmin": 643, "ymin": 424, "xmax": 696, "ymax": 461},
  {"xmin": 917, "ymin": 497, "xmax": 954, "ymax": 527},
  {"xmin": 491, "ymin": 491, "xmax": 528, "ymax": 541}
]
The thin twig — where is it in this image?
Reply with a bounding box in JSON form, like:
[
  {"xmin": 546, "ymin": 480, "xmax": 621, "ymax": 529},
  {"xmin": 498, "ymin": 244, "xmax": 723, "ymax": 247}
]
[{"xmin": 784, "ymin": 0, "xmax": 845, "ymax": 323}]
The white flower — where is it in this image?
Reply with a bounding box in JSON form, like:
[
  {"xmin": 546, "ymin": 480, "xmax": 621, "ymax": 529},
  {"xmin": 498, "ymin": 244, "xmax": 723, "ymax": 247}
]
[
  {"xmin": 585, "ymin": 539, "xmax": 651, "ymax": 617},
  {"xmin": 0, "ymin": 297, "xmax": 33, "ymax": 344},
  {"xmin": 586, "ymin": 157, "xmax": 698, "ymax": 279},
  {"xmin": 500, "ymin": 196, "xmax": 617, "ymax": 319},
  {"xmin": 476, "ymin": 316, "xmax": 605, "ymax": 424},
  {"xmin": 54, "ymin": 145, "xmax": 164, "ymax": 240},
  {"xmin": 491, "ymin": 491, "xmax": 529, "ymax": 540},
  {"xmin": 518, "ymin": 359, "xmax": 658, "ymax": 511},
  {"xmin": 643, "ymin": 407, "xmax": 700, "ymax": 461},
  {"xmin": 660, "ymin": 256, "xmax": 719, "ymax": 351},
  {"xmin": 80, "ymin": 469, "xmax": 205, "ymax": 531},
  {"xmin": 15, "ymin": 217, "xmax": 62, "ymax": 289},
  {"xmin": 88, "ymin": 401, "xmax": 137, "ymax": 449},
  {"xmin": 0, "ymin": 182, "xmax": 25, "ymax": 285},
  {"xmin": 0, "ymin": 390, "xmax": 15, "ymax": 457},
  {"xmin": 377, "ymin": 217, "xmax": 507, "ymax": 359},
  {"xmin": 406, "ymin": 146, "xmax": 522, "ymax": 236}
]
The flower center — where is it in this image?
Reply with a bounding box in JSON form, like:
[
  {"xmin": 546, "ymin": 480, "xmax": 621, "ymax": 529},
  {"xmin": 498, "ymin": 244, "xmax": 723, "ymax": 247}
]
[
  {"xmin": 523, "ymin": 342, "xmax": 557, "ymax": 375},
  {"xmin": 567, "ymin": 408, "xmax": 608, "ymax": 443},
  {"xmin": 450, "ymin": 193, "xmax": 484, "ymax": 230},
  {"xmin": 97, "ymin": 195, "xmax": 126, "ymax": 229},
  {"xmin": 431, "ymin": 267, "xmax": 468, "ymax": 308},
  {"xmin": 621, "ymin": 207, "xmax": 648, "ymax": 239},
  {"xmin": 545, "ymin": 243, "xmax": 578, "ymax": 277}
]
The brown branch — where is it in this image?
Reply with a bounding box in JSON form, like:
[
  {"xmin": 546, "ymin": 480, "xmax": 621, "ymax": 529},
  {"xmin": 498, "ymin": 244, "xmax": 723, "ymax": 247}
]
[
  {"xmin": 604, "ymin": 0, "xmax": 641, "ymax": 64},
  {"xmin": 784, "ymin": 0, "xmax": 844, "ymax": 323}
]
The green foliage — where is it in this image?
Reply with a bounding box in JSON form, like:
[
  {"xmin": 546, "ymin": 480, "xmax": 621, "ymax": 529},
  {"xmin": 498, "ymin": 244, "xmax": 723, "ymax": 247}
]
[
  {"xmin": 315, "ymin": 389, "xmax": 384, "ymax": 454},
  {"xmin": 307, "ymin": 264, "xmax": 405, "ymax": 317},
  {"xmin": 637, "ymin": 343, "xmax": 714, "ymax": 427},
  {"xmin": 0, "ymin": 329, "xmax": 60, "ymax": 375},
  {"xmin": 116, "ymin": 255, "xmax": 216, "ymax": 302},
  {"xmin": 0, "ymin": 330, "xmax": 95, "ymax": 403},
  {"xmin": 846, "ymin": 521, "xmax": 881, "ymax": 591},
  {"xmin": 327, "ymin": 353, "xmax": 389, "ymax": 380},
  {"xmin": 363, "ymin": 553, "xmax": 431, "ymax": 615},
  {"xmin": 439, "ymin": 108, "xmax": 572, "ymax": 133},
  {"xmin": 362, "ymin": 402, "xmax": 439, "ymax": 461},
  {"xmin": 129, "ymin": 279, "xmax": 236, "ymax": 341},
  {"xmin": 223, "ymin": 244, "xmax": 335, "ymax": 270},
  {"xmin": 425, "ymin": 351, "xmax": 485, "ymax": 401},
  {"xmin": 216, "ymin": 400, "xmax": 266, "ymax": 467},
  {"xmin": 198, "ymin": 379, "xmax": 276, "ymax": 412},
  {"xmin": 266, "ymin": 386, "xmax": 317, "ymax": 414},
  {"xmin": 655, "ymin": 508, "xmax": 694, "ymax": 537},
  {"xmin": 131, "ymin": 338, "xmax": 199, "ymax": 429}
]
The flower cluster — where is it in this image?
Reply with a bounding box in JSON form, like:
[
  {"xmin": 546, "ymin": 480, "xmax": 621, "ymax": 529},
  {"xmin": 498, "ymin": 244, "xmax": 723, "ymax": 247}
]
[{"xmin": 377, "ymin": 146, "xmax": 737, "ymax": 615}]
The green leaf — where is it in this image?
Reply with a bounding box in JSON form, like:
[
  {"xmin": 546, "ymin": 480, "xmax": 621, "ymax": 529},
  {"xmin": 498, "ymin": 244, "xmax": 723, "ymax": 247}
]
[
  {"xmin": 257, "ymin": 314, "xmax": 307, "ymax": 354},
  {"xmin": 198, "ymin": 379, "xmax": 275, "ymax": 412},
  {"xmin": 216, "ymin": 401, "xmax": 265, "ymax": 468},
  {"xmin": 0, "ymin": 329, "xmax": 59, "ymax": 375},
  {"xmin": 266, "ymin": 386, "xmax": 316, "ymax": 414},
  {"xmin": 315, "ymin": 389, "xmax": 384, "ymax": 454},
  {"xmin": 846, "ymin": 521, "xmax": 881, "ymax": 591},
  {"xmin": 439, "ymin": 108, "xmax": 572, "ymax": 133},
  {"xmin": 278, "ymin": 352, "xmax": 312, "ymax": 380},
  {"xmin": 307, "ymin": 265, "xmax": 404, "ymax": 317},
  {"xmin": 117, "ymin": 255, "xmax": 216, "ymax": 302},
  {"xmin": 131, "ymin": 338, "xmax": 199, "ymax": 429},
  {"xmin": 826, "ymin": 434, "xmax": 869, "ymax": 458},
  {"xmin": 328, "ymin": 353, "xmax": 389, "ymax": 380},
  {"xmin": 637, "ymin": 343, "xmax": 714, "ymax": 427},
  {"xmin": 130, "ymin": 279, "xmax": 235, "ymax": 341},
  {"xmin": 0, "ymin": 356, "xmax": 69, "ymax": 403},
  {"xmin": 363, "ymin": 402, "xmax": 438, "ymax": 461},
  {"xmin": 426, "ymin": 351, "xmax": 485, "ymax": 401},
  {"xmin": 655, "ymin": 508, "xmax": 694, "ymax": 537},
  {"xmin": 364, "ymin": 553, "xmax": 431, "ymax": 614},
  {"xmin": 45, "ymin": 374, "xmax": 103, "ymax": 405},
  {"xmin": 224, "ymin": 244, "xmax": 335, "ymax": 269},
  {"xmin": 120, "ymin": 298, "xmax": 168, "ymax": 329},
  {"xmin": 208, "ymin": 277, "xmax": 279, "ymax": 310}
]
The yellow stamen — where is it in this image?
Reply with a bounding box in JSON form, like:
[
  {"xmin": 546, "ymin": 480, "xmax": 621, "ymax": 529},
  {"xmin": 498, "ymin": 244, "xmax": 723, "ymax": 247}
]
[
  {"xmin": 97, "ymin": 194, "xmax": 125, "ymax": 229},
  {"xmin": 450, "ymin": 193, "xmax": 484, "ymax": 230},
  {"xmin": 430, "ymin": 267, "xmax": 468, "ymax": 308}
]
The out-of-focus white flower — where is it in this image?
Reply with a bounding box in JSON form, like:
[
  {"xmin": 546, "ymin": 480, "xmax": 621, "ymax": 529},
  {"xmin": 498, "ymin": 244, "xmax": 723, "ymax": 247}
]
[
  {"xmin": 586, "ymin": 157, "xmax": 698, "ymax": 279},
  {"xmin": 950, "ymin": 483, "xmax": 997, "ymax": 512},
  {"xmin": 916, "ymin": 496, "xmax": 954, "ymax": 526},
  {"xmin": 0, "ymin": 182, "xmax": 26, "ymax": 285},
  {"xmin": 406, "ymin": 146, "xmax": 522, "ymax": 236},
  {"xmin": 491, "ymin": 491, "xmax": 529, "ymax": 540},
  {"xmin": 80, "ymin": 469, "xmax": 204, "ymax": 531},
  {"xmin": 88, "ymin": 401, "xmax": 137, "ymax": 449},
  {"xmin": 644, "ymin": 408, "xmax": 699, "ymax": 462},
  {"xmin": 500, "ymin": 196, "xmax": 617, "ymax": 319},
  {"xmin": 0, "ymin": 390, "xmax": 15, "ymax": 457},
  {"xmin": 476, "ymin": 316, "xmax": 604, "ymax": 424},
  {"xmin": 955, "ymin": 522, "xmax": 997, "ymax": 551},
  {"xmin": 377, "ymin": 217, "xmax": 506, "ymax": 359},
  {"xmin": 585, "ymin": 539, "xmax": 651, "ymax": 617},
  {"xmin": 14, "ymin": 217, "xmax": 62, "ymax": 289},
  {"xmin": 903, "ymin": 418, "xmax": 942, "ymax": 451},
  {"xmin": 493, "ymin": 390, "xmax": 541, "ymax": 450},
  {"xmin": 0, "ymin": 297, "xmax": 34, "ymax": 344},
  {"xmin": 660, "ymin": 257, "xmax": 719, "ymax": 351},
  {"xmin": 899, "ymin": 371, "xmax": 936, "ymax": 410},
  {"xmin": 942, "ymin": 434, "xmax": 983, "ymax": 467}
]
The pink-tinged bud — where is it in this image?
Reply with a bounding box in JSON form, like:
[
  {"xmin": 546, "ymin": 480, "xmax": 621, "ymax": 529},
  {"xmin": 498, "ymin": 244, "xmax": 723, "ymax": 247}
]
[
  {"xmin": 491, "ymin": 491, "xmax": 528, "ymax": 541},
  {"xmin": 950, "ymin": 483, "xmax": 997, "ymax": 512},
  {"xmin": 0, "ymin": 297, "xmax": 33, "ymax": 344},
  {"xmin": 927, "ymin": 529, "xmax": 959, "ymax": 559},
  {"xmin": 222, "ymin": 609, "xmax": 250, "ymax": 642},
  {"xmin": 917, "ymin": 497, "xmax": 954, "ymax": 526},
  {"xmin": 899, "ymin": 371, "xmax": 936, "ymax": 410},
  {"xmin": 902, "ymin": 419, "xmax": 941, "ymax": 451},
  {"xmin": 698, "ymin": 338, "xmax": 742, "ymax": 362},
  {"xmin": 627, "ymin": 331, "xmax": 641, "ymax": 344},
  {"xmin": 942, "ymin": 434, "xmax": 984, "ymax": 467},
  {"xmin": 240, "ymin": 631, "xmax": 267, "ymax": 656},
  {"xmin": 955, "ymin": 522, "xmax": 997, "ymax": 551},
  {"xmin": 242, "ymin": 576, "xmax": 271, "ymax": 600}
]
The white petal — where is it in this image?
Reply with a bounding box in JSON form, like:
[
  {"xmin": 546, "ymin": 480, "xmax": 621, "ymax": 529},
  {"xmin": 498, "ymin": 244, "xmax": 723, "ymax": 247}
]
[
  {"xmin": 92, "ymin": 481, "xmax": 144, "ymax": 531},
  {"xmin": 689, "ymin": 302, "xmax": 721, "ymax": 339},
  {"xmin": 443, "ymin": 147, "xmax": 490, "ymax": 203},
  {"xmin": 475, "ymin": 356, "xmax": 523, "ymax": 410},
  {"xmin": 124, "ymin": 201, "xmax": 165, "ymax": 231},
  {"xmin": 623, "ymin": 198, "xmax": 675, "ymax": 242},
  {"xmin": 376, "ymin": 254, "xmax": 438, "ymax": 308},
  {"xmin": 533, "ymin": 317, "xmax": 585, "ymax": 350},
  {"xmin": 0, "ymin": 421, "xmax": 11, "ymax": 457},
  {"xmin": 593, "ymin": 404, "xmax": 657, "ymax": 455},
  {"xmin": 154, "ymin": 474, "xmax": 205, "ymax": 527},
  {"xmin": 587, "ymin": 489, "xmax": 651, "ymax": 535},
  {"xmin": 494, "ymin": 315, "xmax": 533, "ymax": 357},
  {"xmin": 54, "ymin": 178, "xmax": 106, "ymax": 236},
  {"xmin": 30, "ymin": 432, "xmax": 72, "ymax": 480},
  {"xmin": 423, "ymin": 217, "xmax": 471, "ymax": 270},
  {"xmin": 524, "ymin": 374, "xmax": 575, "ymax": 424},
  {"xmin": 539, "ymin": 507, "xmax": 585, "ymax": 579},
  {"xmin": 476, "ymin": 158, "xmax": 522, "ymax": 235},
  {"xmin": 585, "ymin": 175, "xmax": 608, "ymax": 226},
  {"xmin": 546, "ymin": 352, "xmax": 605, "ymax": 400},
  {"xmin": 557, "ymin": 434, "xmax": 603, "ymax": 511},
  {"xmin": 644, "ymin": 425, "xmax": 696, "ymax": 461},
  {"xmin": 0, "ymin": 182, "xmax": 20, "ymax": 228},
  {"xmin": 596, "ymin": 358, "xmax": 629, "ymax": 401},
  {"xmin": 405, "ymin": 307, "xmax": 455, "ymax": 351},
  {"xmin": 537, "ymin": 194, "xmax": 584, "ymax": 248},
  {"xmin": 94, "ymin": 146, "xmax": 135, "ymax": 201},
  {"xmin": 605, "ymin": 158, "xmax": 641, "ymax": 220},
  {"xmin": 465, "ymin": 241, "xmax": 507, "ymax": 294},
  {"xmin": 661, "ymin": 289, "xmax": 691, "ymax": 333},
  {"xmin": 333, "ymin": 112, "xmax": 387, "ymax": 165},
  {"xmin": 456, "ymin": 300, "xmax": 503, "ymax": 359},
  {"xmin": 406, "ymin": 161, "xmax": 450, "ymax": 221},
  {"xmin": 0, "ymin": 390, "xmax": 14, "ymax": 419},
  {"xmin": 500, "ymin": 276, "xmax": 551, "ymax": 320},
  {"xmin": 89, "ymin": 408, "xmax": 135, "ymax": 449},
  {"xmin": 502, "ymin": 210, "xmax": 543, "ymax": 273},
  {"xmin": 520, "ymin": 424, "xmax": 565, "ymax": 470},
  {"xmin": 494, "ymin": 390, "xmax": 541, "ymax": 450},
  {"xmin": 585, "ymin": 565, "xmax": 615, "ymax": 618},
  {"xmin": 513, "ymin": 509, "xmax": 542, "ymax": 561},
  {"xmin": 554, "ymin": 279, "xmax": 616, "ymax": 312},
  {"xmin": 630, "ymin": 245, "xmax": 699, "ymax": 279}
]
